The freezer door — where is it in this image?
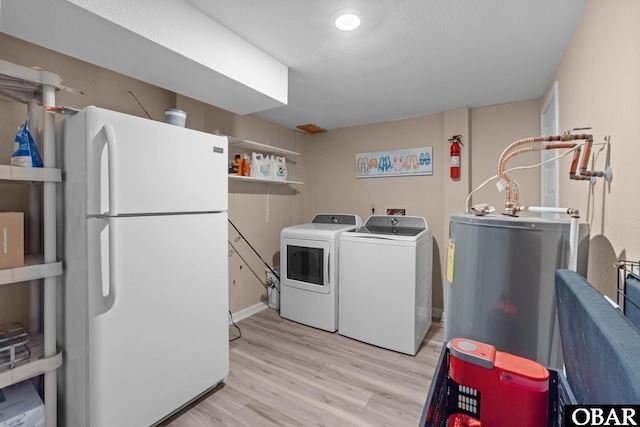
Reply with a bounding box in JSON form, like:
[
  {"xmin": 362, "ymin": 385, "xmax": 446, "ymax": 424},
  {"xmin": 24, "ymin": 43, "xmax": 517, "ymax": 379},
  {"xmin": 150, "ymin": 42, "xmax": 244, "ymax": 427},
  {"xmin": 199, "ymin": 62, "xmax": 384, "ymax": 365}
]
[
  {"xmin": 69, "ymin": 106, "xmax": 228, "ymax": 215},
  {"xmin": 84, "ymin": 213, "xmax": 228, "ymax": 427}
]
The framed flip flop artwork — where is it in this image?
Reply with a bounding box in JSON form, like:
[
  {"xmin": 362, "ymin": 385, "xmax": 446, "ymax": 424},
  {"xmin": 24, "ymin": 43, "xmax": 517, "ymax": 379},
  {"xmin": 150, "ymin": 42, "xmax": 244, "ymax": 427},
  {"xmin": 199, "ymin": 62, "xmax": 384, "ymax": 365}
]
[{"xmin": 355, "ymin": 147, "xmax": 432, "ymax": 178}]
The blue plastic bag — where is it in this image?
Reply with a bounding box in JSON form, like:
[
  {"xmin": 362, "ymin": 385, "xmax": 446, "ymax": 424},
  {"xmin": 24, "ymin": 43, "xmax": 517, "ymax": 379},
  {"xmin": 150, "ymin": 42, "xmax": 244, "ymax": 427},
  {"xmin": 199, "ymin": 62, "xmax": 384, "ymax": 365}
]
[{"xmin": 11, "ymin": 121, "xmax": 43, "ymax": 167}]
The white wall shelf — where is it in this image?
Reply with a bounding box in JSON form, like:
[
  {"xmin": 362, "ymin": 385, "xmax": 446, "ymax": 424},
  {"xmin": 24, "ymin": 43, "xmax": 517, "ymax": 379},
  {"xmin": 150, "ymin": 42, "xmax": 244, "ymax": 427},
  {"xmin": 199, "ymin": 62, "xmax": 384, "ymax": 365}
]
[
  {"xmin": 227, "ymin": 136, "xmax": 299, "ymax": 158},
  {"xmin": 0, "ymin": 165, "xmax": 62, "ymax": 182},
  {"xmin": 228, "ymin": 174, "xmax": 303, "ymax": 185},
  {"xmin": 0, "ymin": 333, "xmax": 63, "ymax": 390},
  {"xmin": 0, "ymin": 256, "xmax": 62, "ymax": 287},
  {"xmin": 0, "ymin": 59, "xmax": 61, "ymax": 427},
  {"xmin": 226, "ymin": 136, "xmax": 301, "ymax": 185}
]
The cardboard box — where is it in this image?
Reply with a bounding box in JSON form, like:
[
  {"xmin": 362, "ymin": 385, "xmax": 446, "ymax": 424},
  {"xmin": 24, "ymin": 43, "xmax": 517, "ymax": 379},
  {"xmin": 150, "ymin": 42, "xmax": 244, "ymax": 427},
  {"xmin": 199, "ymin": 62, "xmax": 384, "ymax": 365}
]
[
  {"xmin": 0, "ymin": 212, "xmax": 24, "ymax": 270},
  {"xmin": 0, "ymin": 380, "xmax": 44, "ymax": 427}
]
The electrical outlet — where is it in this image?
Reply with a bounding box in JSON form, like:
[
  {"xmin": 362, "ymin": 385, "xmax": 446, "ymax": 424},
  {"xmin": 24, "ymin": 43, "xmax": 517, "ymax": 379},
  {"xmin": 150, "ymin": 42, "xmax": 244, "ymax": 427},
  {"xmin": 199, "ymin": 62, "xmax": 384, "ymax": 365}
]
[{"xmin": 387, "ymin": 208, "xmax": 406, "ymax": 216}]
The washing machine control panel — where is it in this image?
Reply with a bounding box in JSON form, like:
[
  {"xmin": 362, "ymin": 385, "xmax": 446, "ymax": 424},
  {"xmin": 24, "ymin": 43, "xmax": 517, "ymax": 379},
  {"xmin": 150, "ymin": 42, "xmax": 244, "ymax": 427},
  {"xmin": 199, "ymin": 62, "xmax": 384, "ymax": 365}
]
[
  {"xmin": 355, "ymin": 215, "xmax": 428, "ymax": 236},
  {"xmin": 312, "ymin": 214, "xmax": 360, "ymax": 225}
]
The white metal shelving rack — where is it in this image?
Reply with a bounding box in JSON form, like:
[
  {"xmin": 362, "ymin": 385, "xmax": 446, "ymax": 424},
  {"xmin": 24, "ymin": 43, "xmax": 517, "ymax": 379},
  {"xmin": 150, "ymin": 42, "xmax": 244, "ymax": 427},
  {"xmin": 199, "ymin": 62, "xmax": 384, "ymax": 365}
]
[
  {"xmin": 227, "ymin": 136, "xmax": 303, "ymax": 185},
  {"xmin": 0, "ymin": 59, "xmax": 63, "ymax": 427}
]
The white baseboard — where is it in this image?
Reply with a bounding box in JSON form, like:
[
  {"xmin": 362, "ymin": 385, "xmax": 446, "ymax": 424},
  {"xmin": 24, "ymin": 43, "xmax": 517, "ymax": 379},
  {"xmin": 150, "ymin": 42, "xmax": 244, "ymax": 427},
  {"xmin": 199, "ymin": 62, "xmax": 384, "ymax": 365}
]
[
  {"xmin": 229, "ymin": 301, "xmax": 442, "ymax": 325},
  {"xmin": 229, "ymin": 301, "xmax": 269, "ymax": 325}
]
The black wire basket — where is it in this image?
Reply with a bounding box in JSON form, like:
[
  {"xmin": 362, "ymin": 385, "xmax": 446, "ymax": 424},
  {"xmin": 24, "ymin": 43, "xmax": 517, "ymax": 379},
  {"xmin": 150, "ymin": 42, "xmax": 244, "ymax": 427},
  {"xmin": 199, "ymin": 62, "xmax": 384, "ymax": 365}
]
[{"xmin": 419, "ymin": 345, "xmax": 576, "ymax": 427}]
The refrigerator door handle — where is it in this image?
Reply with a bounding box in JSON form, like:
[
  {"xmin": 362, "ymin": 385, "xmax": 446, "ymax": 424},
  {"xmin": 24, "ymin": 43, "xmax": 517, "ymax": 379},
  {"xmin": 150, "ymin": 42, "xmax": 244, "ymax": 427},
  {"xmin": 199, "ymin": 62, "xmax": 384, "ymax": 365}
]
[
  {"xmin": 104, "ymin": 216, "xmax": 117, "ymax": 310},
  {"xmin": 91, "ymin": 217, "xmax": 117, "ymax": 314},
  {"xmin": 102, "ymin": 124, "xmax": 118, "ymax": 215}
]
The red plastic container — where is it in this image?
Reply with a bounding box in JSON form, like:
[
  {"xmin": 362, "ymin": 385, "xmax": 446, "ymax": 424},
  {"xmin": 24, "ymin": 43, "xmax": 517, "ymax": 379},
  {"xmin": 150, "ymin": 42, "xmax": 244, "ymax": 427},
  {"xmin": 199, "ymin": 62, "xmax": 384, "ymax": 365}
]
[{"xmin": 447, "ymin": 338, "xmax": 550, "ymax": 427}]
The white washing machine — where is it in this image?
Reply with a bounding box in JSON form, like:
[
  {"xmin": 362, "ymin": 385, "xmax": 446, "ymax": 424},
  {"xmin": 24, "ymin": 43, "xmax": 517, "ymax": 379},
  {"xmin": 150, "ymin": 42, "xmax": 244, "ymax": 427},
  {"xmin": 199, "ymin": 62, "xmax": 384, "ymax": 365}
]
[
  {"xmin": 338, "ymin": 215, "xmax": 432, "ymax": 355},
  {"xmin": 280, "ymin": 214, "xmax": 363, "ymax": 332}
]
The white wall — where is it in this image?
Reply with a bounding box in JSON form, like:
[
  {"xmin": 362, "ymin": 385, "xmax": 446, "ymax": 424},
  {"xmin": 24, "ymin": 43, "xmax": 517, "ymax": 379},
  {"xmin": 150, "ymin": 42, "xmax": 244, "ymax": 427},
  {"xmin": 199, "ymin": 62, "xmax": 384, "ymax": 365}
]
[
  {"xmin": 303, "ymin": 100, "xmax": 542, "ymax": 314},
  {"xmin": 548, "ymin": 0, "xmax": 640, "ymax": 297}
]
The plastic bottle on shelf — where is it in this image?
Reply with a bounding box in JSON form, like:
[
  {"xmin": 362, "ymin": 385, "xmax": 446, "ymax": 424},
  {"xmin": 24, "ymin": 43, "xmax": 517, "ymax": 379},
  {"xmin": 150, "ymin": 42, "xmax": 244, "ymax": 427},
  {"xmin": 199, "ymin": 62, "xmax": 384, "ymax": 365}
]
[
  {"xmin": 251, "ymin": 153, "xmax": 273, "ymax": 179},
  {"xmin": 274, "ymin": 156, "xmax": 287, "ymax": 181},
  {"xmin": 235, "ymin": 154, "xmax": 242, "ymax": 176},
  {"xmin": 250, "ymin": 152, "xmax": 258, "ymax": 177},
  {"xmin": 242, "ymin": 154, "xmax": 249, "ymax": 177},
  {"xmin": 265, "ymin": 155, "xmax": 273, "ymax": 177},
  {"xmin": 258, "ymin": 154, "xmax": 273, "ymax": 179}
]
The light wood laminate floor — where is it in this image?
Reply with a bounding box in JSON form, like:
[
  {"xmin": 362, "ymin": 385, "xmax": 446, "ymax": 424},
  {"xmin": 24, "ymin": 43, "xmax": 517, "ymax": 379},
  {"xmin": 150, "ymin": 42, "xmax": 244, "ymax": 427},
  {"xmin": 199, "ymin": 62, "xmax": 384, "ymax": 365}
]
[{"xmin": 162, "ymin": 308, "xmax": 444, "ymax": 427}]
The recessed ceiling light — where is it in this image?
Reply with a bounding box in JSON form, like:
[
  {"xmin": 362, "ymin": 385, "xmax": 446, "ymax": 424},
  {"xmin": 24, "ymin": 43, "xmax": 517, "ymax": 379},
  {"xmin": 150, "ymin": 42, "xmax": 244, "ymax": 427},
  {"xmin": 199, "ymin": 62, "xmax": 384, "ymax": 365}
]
[{"xmin": 334, "ymin": 10, "xmax": 361, "ymax": 31}]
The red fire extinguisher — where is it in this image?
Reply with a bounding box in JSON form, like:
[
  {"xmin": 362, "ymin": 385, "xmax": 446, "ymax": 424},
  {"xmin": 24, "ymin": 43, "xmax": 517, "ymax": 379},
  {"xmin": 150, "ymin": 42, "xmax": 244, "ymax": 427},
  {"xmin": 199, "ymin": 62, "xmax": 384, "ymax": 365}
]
[{"xmin": 449, "ymin": 135, "xmax": 463, "ymax": 179}]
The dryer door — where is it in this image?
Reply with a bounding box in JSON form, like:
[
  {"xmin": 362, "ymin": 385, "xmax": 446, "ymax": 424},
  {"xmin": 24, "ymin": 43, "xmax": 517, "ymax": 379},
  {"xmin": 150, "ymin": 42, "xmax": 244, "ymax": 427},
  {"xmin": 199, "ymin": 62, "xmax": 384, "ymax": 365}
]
[{"xmin": 281, "ymin": 237, "xmax": 331, "ymax": 294}]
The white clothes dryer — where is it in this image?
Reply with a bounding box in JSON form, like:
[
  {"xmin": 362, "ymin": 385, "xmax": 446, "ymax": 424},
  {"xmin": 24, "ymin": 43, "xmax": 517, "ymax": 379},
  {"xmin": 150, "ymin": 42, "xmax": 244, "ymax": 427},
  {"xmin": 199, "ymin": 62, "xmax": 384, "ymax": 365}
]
[
  {"xmin": 338, "ymin": 215, "xmax": 432, "ymax": 355},
  {"xmin": 280, "ymin": 214, "xmax": 363, "ymax": 331}
]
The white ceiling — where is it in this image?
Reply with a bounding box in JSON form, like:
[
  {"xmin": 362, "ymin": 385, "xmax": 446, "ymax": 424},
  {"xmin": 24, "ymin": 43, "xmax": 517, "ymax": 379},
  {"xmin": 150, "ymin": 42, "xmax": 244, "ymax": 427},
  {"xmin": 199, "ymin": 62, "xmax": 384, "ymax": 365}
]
[
  {"xmin": 0, "ymin": 0, "xmax": 289, "ymax": 115},
  {"xmin": 185, "ymin": 0, "xmax": 588, "ymax": 131}
]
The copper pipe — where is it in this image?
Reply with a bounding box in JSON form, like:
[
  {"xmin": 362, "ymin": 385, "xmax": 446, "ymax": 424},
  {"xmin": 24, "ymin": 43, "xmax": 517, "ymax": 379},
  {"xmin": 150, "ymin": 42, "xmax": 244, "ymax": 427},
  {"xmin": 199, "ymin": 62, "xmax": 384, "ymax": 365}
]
[
  {"xmin": 567, "ymin": 135, "xmax": 610, "ymax": 181},
  {"xmin": 497, "ymin": 135, "xmax": 575, "ymax": 183},
  {"xmin": 579, "ymin": 138, "xmax": 593, "ymax": 172},
  {"xmin": 569, "ymin": 148, "xmax": 582, "ymax": 178},
  {"xmin": 497, "ymin": 133, "xmax": 596, "ymax": 207},
  {"xmin": 569, "ymin": 134, "xmax": 593, "ymax": 141},
  {"xmin": 498, "ymin": 138, "xmax": 577, "ymax": 205},
  {"xmin": 502, "ymin": 146, "xmax": 537, "ymax": 166},
  {"xmin": 541, "ymin": 143, "xmax": 576, "ymax": 151},
  {"xmin": 496, "ymin": 132, "xmax": 610, "ymax": 211},
  {"xmin": 570, "ymin": 175, "xmax": 593, "ymax": 181},
  {"xmin": 571, "ymin": 169, "xmax": 606, "ymax": 180}
]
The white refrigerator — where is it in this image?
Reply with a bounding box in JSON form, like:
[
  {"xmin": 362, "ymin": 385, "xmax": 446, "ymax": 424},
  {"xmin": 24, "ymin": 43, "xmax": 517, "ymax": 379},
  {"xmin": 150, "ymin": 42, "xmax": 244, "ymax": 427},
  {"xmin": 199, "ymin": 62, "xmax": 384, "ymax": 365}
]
[{"xmin": 57, "ymin": 106, "xmax": 229, "ymax": 427}]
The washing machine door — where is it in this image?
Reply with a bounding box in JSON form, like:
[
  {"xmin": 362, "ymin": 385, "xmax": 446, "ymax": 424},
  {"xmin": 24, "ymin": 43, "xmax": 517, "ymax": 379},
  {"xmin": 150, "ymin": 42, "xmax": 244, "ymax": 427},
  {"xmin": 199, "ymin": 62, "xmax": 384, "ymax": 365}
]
[{"xmin": 281, "ymin": 237, "xmax": 331, "ymax": 294}]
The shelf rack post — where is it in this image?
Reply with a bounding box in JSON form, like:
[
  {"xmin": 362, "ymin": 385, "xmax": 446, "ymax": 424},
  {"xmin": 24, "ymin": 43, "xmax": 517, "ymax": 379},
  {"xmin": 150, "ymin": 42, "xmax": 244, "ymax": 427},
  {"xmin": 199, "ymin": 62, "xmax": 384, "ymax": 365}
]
[
  {"xmin": 42, "ymin": 83, "xmax": 57, "ymax": 427},
  {"xmin": 0, "ymin": 59, "xmax": 63, "ymax": 427},
  {"xmin": 28, "ymin": 99, "xmax": 43, "ymax": 337}
]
